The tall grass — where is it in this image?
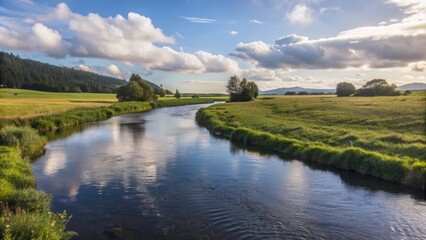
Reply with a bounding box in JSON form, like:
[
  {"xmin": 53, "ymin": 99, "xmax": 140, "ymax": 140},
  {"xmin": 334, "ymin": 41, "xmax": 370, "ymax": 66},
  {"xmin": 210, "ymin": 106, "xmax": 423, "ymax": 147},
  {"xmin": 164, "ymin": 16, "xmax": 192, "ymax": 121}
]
[
  {"xmin": 196, "ymin": 94, "xmax": 426, "ymax": 190},
  {"xmin": 0, "ymin": 146, "xmax": 76, "ymax": 239}
]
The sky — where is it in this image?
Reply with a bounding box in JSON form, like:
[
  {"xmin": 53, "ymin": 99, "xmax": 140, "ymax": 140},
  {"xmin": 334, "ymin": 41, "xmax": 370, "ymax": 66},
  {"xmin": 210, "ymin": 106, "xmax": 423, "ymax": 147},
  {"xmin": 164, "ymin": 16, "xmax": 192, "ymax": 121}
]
[{"xmin": 0, "ymin": 0, "xmax": 425, "ymax": 92}]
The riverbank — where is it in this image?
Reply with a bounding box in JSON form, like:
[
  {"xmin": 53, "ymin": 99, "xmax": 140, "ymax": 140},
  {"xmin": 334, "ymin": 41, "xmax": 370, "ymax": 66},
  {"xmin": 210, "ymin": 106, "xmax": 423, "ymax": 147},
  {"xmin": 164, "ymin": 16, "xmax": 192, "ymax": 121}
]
[
  {"xmin": 196, "ymin": 95, "xmax": 426, "ymax": 190},
  {"xmin": 0, "ymin": 95, "xmax": 225, "ymax": 239}
]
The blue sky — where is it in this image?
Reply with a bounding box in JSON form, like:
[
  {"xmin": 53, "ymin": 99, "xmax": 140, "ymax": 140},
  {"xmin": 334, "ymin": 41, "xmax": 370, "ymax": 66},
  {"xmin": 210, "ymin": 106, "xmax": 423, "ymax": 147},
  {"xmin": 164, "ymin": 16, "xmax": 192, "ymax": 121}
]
[{"xmin": 0, "ymin": 0, "xmax": 425, "ymax": 92}]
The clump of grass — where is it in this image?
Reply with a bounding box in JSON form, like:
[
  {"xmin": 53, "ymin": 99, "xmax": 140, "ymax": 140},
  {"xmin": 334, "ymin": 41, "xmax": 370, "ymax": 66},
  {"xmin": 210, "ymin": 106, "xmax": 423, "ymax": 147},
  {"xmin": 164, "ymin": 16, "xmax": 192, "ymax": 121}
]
[
  {"xmin": 0, "ymin": 146, "xmax": 75, "ymax": 239},
  {"xmin": 0, "ymin": 126, "xmax": 46, "ymax": 159},
  {"xmin": 0, "ymin": 209, "xmax": 76, "ymax": 240},
  {"xmin": 4, "ymin": 189, "xmax": 51, "ymax": 213}
]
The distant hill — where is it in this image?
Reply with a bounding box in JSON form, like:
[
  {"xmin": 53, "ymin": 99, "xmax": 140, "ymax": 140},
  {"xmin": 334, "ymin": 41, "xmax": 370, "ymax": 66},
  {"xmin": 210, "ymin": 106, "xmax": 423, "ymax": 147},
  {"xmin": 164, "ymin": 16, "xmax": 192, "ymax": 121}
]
[
  {"xmin": 398, "ymin": 83, "xmax": 426, "ymax": 91},
  {"xmin": 0, "ymin": 52, "xmax": 159, "ymax": 93},
  {"xmin": 260, "ymin": 86, "xmax": 335, "ymax": 95}
]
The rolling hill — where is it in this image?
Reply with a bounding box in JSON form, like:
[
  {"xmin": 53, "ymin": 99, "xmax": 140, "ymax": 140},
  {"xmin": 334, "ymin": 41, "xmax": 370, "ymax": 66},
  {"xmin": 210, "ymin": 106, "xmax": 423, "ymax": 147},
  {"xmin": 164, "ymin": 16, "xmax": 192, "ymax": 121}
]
[
  {"xmin": 0, "ymin": 52, "xmax": 159, "ymax": 93},
  {"xmin": 260, "ymin": 87, "xmax": 335, "ymax": 95},
  {"xmin": 398, "ymin": 83, "xmax": 426, "ymax": 91}
]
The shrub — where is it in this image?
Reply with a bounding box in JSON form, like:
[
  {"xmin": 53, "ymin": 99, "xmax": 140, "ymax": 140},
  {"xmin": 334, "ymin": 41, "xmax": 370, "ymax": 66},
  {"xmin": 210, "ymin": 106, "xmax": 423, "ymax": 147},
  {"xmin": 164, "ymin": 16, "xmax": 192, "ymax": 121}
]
[
  {"xmin": 0, "ymin": 126, "xmax": 46, "ymax": 159},
  {"xmin": 0, "ymin": 209, "xmax": 76, "ymax": 240},
  {"xmin": 336, "ymin": 82, "xmax": 356, "ymax": 97},
  {"xmin": 4, "ymin": 189, "xmax": 51, "ymax": 213}
]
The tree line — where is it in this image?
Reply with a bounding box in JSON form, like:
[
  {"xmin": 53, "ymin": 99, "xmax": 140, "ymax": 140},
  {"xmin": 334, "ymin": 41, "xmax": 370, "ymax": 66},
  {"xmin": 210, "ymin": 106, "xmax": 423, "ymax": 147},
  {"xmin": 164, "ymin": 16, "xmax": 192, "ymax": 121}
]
[
  {"xmin": 336, "ymin": 79, "xmax": 405, "ymax": 97},
  {"xmin": 0, "ymin": 52, "xmax": 125, "ymax": 93}
]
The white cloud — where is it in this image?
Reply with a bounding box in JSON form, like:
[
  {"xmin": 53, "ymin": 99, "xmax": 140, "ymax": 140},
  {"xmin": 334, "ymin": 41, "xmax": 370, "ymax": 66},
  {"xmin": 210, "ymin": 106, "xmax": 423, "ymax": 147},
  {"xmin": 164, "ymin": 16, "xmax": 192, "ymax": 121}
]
[
  {"xmin": 234, "ymin": 3, "xmax": 426, "ymax": 70},
  {"xmin": 230, "ymin": 30, "xmax": 238, "ymax": 36},
  {"xmin": 77, "ymin": 64, "xmax": 93, "ymax": 72},
  {"xmin": 31, "ymin": 23, "xmax": 66, "ymax": 58},
  {"xmin": 0, "ymin": 3, "xmax": 239, "ymax": 74},
  {"xmin": 286, "ymin": 3, "xmax": 314, "ymax": 25},
  {"xmin": 194, "ymin": 51, "xmax": 240, "ymax": 73},
  {"xmin": 180, "ymin": 16, "xmax": 216, "ymax": 23},
  {"xmin": 249, "ymin": 19, "xmax": 263, "ymax": 24},
  {"xmin": 0, "ymin": 22, "xmax": 66, "ymax": 58},
  {"xmin": 409, "ymin": 61, "xmax": 426, "ymax": 72},
  {"xmin": 107, "ymin": 64, "xmax": 122, "ymax": 77}
]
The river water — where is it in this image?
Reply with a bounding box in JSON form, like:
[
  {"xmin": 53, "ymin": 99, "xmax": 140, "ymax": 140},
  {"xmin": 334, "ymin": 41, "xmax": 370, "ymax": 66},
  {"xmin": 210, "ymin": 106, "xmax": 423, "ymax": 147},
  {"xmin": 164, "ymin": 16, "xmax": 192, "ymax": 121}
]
[{"xmin": 33, "ymin": 103, "xmax": 426, "ymax": 239}]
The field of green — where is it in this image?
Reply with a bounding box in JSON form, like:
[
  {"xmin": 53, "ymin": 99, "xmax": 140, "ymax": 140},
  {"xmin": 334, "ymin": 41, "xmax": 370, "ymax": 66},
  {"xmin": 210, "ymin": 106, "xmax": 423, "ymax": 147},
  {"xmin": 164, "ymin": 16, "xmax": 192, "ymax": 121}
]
[
  {"xmin": 0, "ymin": 88, "xmax": 227, "ymax": 119},
  {"xmin": 196, "ymin": 93, "xmax": 426, "ymax": 189},
  {"xmin": 0, "ymin": 89, "xmax": 117, "ymax": 119}
]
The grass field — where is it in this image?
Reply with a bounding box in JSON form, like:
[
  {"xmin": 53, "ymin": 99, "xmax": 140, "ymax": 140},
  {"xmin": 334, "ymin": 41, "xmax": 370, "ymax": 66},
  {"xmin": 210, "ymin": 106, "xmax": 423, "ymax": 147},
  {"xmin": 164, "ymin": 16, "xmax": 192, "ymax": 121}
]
[
  {"xmin": 0, "ymin": 89, "xmax": 227, "ymax": 119},
  {"xmin": 196, "ymin": 93, "xmax": 426, "ymax": 189},
  {"xmin": 0, "ymin": 89, "xmax": 117, "ymax": 119}
]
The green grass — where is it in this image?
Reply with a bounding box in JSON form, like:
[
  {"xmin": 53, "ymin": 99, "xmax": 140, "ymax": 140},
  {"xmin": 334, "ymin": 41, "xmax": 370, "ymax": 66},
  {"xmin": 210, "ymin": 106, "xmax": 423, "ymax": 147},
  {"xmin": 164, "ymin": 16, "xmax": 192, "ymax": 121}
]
[
  {"xmin": 196, "ymin": 94, "xmax": 426, "ymax": 189},
  {"xmin": 0, "ymin": 88, "xmax": 227, "ymax": 119},
  {"xmin": 0, "ymin": 146, "xmax": 76, "ymax": 239}
]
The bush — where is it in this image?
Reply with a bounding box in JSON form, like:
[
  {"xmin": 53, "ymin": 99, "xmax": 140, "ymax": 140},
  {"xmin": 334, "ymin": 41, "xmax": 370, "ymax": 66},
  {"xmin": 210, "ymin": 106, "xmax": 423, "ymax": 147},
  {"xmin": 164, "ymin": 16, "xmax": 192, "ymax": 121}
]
[
  {"xmin": 284, "ymin": 91, "xmax": 296, "ymax": 95},
  {"xmin": 0, "ymin": 126, "xmax": 46, "ymax": 159},
  {"xmin": 192, "ymin": 95, "xmax": 200, "ymax": 98},
  {"xmin": 403, "ymin": 90, "xmax": 412, "ymax": 96},
  {"xmin": 4, "ymin": 189, "xmax": 51, "ymax": 213},
  {"xmin": 0, "ymin": 209, "xmax": 76, "ymax": 240},
  {"xmin": 336, "ymin": 82, "xmax": 356, "ymax": 97}
]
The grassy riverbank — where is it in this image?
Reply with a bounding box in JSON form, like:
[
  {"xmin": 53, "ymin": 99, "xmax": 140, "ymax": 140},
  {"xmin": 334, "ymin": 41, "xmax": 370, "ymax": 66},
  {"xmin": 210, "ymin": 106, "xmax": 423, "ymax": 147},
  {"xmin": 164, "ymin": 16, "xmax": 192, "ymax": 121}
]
[
  {"xmin": 196, "ymin": 94, "xmax": 426, "ymax": 190},
  {"xmin": 0, "ymin": 89, "xmax": 226, "ymax": 239}
]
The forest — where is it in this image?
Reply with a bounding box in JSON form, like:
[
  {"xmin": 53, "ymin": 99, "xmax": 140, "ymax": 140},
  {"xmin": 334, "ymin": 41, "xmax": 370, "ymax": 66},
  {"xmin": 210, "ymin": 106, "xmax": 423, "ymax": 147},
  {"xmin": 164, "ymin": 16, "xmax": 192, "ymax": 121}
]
[{"xmin": 0, "ymin": 52, "xmax": 125, "ymax": 93}]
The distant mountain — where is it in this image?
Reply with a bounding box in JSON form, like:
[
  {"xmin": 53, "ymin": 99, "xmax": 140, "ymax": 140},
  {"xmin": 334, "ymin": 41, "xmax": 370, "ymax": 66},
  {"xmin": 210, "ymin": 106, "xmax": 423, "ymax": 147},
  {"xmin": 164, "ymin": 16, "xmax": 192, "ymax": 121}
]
[
  {"xmin": 398, "ymin": 83, "xmax": 426, "ymax": 91},
  {"xmin": 0, "ymin": 52, "xmax": 159, "ymax": 93},
  {"xmin": 260, "ymin": 86, "xmax": 335, "ymax": 95}
]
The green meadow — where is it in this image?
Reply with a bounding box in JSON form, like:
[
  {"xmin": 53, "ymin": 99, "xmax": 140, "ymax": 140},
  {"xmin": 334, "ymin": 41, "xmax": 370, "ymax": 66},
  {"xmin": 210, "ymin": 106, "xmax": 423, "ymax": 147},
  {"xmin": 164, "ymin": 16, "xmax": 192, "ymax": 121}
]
[
  {"xmin": 196, "ymin": 93, "xmax": 426, "ymax": 189},
  {"xmin": 0, "ymin": 88, "xmax": 227, "ymax": 119}
]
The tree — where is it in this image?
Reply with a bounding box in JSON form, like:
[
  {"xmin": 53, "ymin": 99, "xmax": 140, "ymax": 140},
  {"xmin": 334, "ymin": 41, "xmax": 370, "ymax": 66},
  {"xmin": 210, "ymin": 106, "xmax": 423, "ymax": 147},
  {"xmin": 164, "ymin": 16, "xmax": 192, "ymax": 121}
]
[
  {"xmin": 336, "ymin": 82, "xmax": 356, "ymax": 97},
  {"xmin": 226, "ymin": 76, "xmax": 259, "ymax": 102},
  {"xmin": 175, "ymin": 89, "xmax": 181, "ymax": 99},
  {"xmin": 226, "ymin": 76, "xmax": 242, "ymax": 101},
  {"xmin": 355, "ymin": 79, "xmax": 400, "ymax": 96},
  {"xmin": 284, "ymin": 91, "xmax": 296, "ymax": 95},
  {"xmin": 116, "ymin": 81, "xmax": 144, "ymax": 101},
  {"xmin": 116, "ymin": 74, "xmax": 155, "ymax": 101},
  {"xmin": 155, "ymin": 84, "xmax": 166, "ymax": 97}
]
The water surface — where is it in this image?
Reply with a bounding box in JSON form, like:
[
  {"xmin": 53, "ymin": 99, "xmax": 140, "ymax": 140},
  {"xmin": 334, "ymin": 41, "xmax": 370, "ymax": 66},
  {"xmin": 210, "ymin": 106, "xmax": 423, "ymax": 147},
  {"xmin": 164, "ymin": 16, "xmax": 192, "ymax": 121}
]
[{"xmin": 33, "ymin": 104, "xmax": 426, "ymax": 239}]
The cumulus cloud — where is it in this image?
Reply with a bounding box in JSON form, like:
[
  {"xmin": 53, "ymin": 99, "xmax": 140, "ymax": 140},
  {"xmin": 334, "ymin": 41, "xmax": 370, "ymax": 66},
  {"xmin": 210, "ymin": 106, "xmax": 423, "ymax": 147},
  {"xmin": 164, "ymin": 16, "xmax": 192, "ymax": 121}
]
[
  {"xmin": 286, "ymin": 3, "xmax": 314, "ymax": 25},
  {"xmin": 107, "ymin": 64, "xmax": 122, "ymax": 77},
  {"xmin": 194, "ymin": 51, "xmax": 240, "ymax": 73},
  {"xmin": 0, "ymin": 23, "xmax": 66, "ymax": 58},
  {"xmin": 230, "ymin": 30, "xmax": 238, "ymax": 36},
  {"xmin": 77, "ymin": 64, "xmax": 93, "ymax": 72},
  {"xmin": 234, "ymin": 1, "xmax": 426, "ymax": 71},
  {"xmin": 410, "ymin": 62, "xmax": 426, "ymax": 72},
  {"xmin": 0, "ymin": 3, "xmax": 239, "ymax": 74},
  {"xmin": 31, "ymin": 23, "xmax": 66, "ymax": 58},
  {"xmin": 275, "ymin": 34, "xmax": 308, "ymax": 45}
]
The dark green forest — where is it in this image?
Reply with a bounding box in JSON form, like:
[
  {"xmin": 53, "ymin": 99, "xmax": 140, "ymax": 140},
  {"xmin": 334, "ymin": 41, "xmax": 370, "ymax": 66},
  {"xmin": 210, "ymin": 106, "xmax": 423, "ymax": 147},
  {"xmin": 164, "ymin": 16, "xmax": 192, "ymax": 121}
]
[{"xmin": 0, "ymin": 52, "xmax": 126, "ymax": 93}]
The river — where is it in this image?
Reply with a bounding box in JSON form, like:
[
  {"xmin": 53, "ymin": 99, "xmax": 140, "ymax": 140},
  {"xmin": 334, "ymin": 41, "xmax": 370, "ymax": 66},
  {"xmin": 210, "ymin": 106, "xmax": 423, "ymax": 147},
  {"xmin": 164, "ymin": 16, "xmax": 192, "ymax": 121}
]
[{"xmin": 33, "ymin": 103, "xmax": 426, "ymax": 239}]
